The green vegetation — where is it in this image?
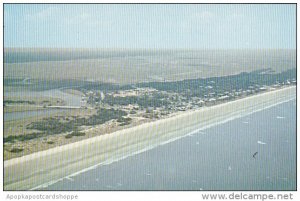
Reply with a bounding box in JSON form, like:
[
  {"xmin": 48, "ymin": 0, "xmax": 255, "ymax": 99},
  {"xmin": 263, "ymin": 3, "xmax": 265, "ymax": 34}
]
[
  {"xmin": 130, "ymin": 110, "xmax": 137, "ymax": 114},
  {"xmin": 4, "ymin": 133, "xmax": 44, "ymax": 143},
  {"xmin": 83, "ymin": 68, "xmax": 296, "ymax": 109},
  {"xmin": 72, "ymin": 131, "xmax": 86, "ymax": 137},
  {"xmin": 27, "ymin": 118, "xmax": 73, "ymax": 135},
  {"xmin": 137, "ymin": 68, "xmax": 296, "ymax": 98},
  {"xmin": 20, "ymin": 108, "xmax": 127, "ymax": 139},
  {"xmin": 10, "ymin": 148, "xmax": 24, "ymax": 153},
  {"xmin": 5, "ymin": 108, "xmax": 128, "ymax": 143},
  {"xmin": 104, "ymin": 93, "xmax": 170, "ymax": 108},
  {"xmin": 86, "ymin": 108, "xmax": 127, "ymax": 125},
  {"xmin": 4, "ymin": 100, "xmax": 35, "ymax": 105},
  {"xmin": 64, "ymin": 134, "xmax": 73, "ymax": 139},
  {"xmin": 117, "ymin": 117, "xmax": 132, "ymax": 126},
  {"xmin": 65, "ymin": 131, "xmax": 86, "ymax": 139},
  {"xmin": 4, "ymin": 135, "xmax": 17, "ymax": 143},
  {"xmin": 143, "ymin": 112, "xmax": 160, "ymax": 119}
]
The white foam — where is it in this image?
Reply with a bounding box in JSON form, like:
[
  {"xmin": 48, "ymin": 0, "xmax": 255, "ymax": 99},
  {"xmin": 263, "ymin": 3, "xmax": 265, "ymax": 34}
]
[
  {"xmin": 276, "ymin": 116, "xmax": 285, "ymax": 119},
  {"xmin": 228, "ymin": 166, "xmax": 232, "ymax": 171},
  {"xmin": 257, "ymin": 141, "xmax": 267, "ymax": 145},
  {"xmin": 31, "ymin": 178, "xmax": 66, "ymax": 190},
  {"xmin": 65, "ymin": 177, "xmax": 74, "ymax": 182}
]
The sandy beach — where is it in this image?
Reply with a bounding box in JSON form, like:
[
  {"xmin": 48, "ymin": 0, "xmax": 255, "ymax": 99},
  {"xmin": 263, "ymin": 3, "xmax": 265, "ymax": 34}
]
[{"xmin": 4, "ymin": 86, "xmax": 296, "ymax": 190}]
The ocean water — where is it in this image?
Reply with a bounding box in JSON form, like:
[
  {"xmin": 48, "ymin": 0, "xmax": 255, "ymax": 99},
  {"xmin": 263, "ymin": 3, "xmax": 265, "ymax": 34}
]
[
  {"xmin": 4, "ymin": 88, "xmax": 82, "ymax": 121},
  {"xmin": 41, "ymin": 99, "xmax": 296, "ymax": 191},
  {"xmin": 4, "ymin": 109, "xmax": 65, "ymax": 121}
]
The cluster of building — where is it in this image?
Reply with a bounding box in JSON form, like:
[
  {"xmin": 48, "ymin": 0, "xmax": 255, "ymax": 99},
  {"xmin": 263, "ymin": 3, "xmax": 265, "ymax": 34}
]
[{"xmin": 78, "ymin": 78, "xmax": 296, "ymax": 117}]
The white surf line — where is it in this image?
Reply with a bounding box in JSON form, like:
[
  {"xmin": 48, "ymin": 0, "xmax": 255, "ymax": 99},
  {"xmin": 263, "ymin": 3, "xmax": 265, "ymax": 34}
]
[
  {"xmin": 30, "ymin": 96, "xmax": 296, "ymax": 190},
  {"xmin": 65, "ymin": 177, "xmax": 74, "ymax": 182},
  {"xmin": 30, "ymin": 144, "xmax": 158, "ymax": 190},
  {"xmin": 276, "ymin": 116, "xmax": 286, "ymax": 119},
  {"xmin": 257, "ymin": 141, "xmax": 267, "ymax": 145}
]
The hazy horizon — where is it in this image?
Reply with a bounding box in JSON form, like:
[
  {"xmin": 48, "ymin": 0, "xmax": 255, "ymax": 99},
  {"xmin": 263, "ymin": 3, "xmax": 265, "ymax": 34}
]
[{"xmin": 4, "ymin": 4, "xmax": 296, "ymax": 49}]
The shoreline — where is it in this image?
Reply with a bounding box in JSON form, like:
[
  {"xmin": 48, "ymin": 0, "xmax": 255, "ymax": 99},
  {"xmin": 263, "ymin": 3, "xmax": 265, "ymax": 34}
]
[{"xmin": 4, "ymin": 86, "xmax": 296, "ymax": 190}]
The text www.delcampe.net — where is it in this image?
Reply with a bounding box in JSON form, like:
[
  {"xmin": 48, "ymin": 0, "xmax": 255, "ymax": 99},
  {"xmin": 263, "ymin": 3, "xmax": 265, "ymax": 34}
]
[{"xmin": 201, "ymin": 192, "xmax": 294, "ymax": 201}]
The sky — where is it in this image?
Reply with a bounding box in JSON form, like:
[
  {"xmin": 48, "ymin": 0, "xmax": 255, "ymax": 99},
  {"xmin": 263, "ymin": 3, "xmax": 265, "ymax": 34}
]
[{"xmin": 4, "ymin": 4, "xmax": 296, "ymax": 49}]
